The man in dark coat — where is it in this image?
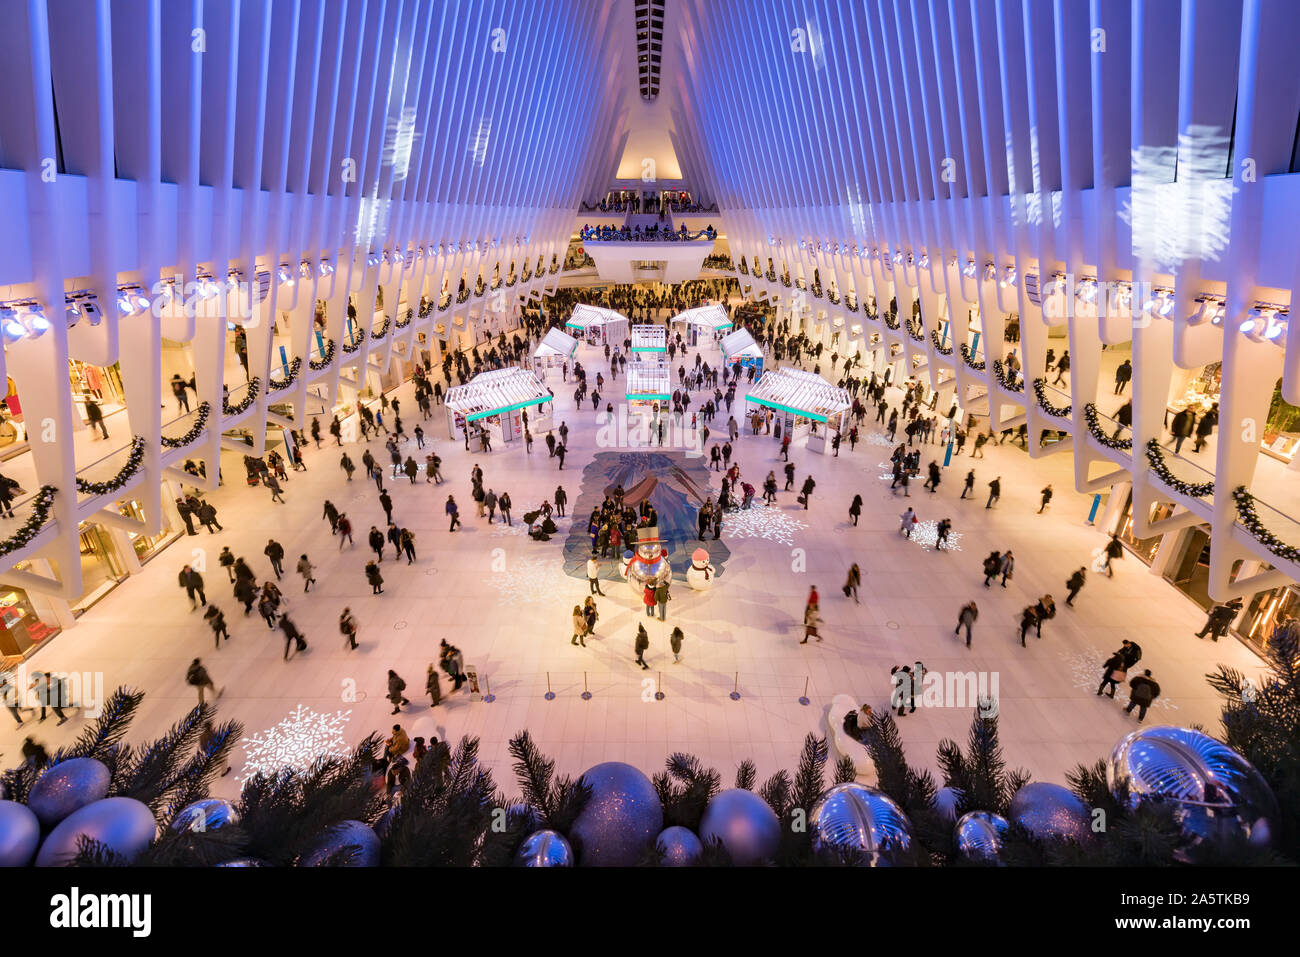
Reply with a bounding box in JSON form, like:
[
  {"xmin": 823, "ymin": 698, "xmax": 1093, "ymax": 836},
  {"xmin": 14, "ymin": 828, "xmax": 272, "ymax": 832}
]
[{"xmin": 1125, "ymin": 670, "xmax": 1160, "ymax": 721}]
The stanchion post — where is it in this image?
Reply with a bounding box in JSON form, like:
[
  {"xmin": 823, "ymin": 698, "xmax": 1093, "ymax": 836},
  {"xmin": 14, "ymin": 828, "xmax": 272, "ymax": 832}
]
[
  {"xmin": 483, "ymin": 676, "xmax": 495, "ymax": 703},
  {"xmin": 654, "ymin": 671, "xmax": 665, "ymax": 700},
  {"xmin": 544, "ymin": 671, "xmax": 555, "ymax": 701},
  {"xmin": 729, "ymin": 671, "xmax": 741, "ymax": 701},
  {"xmin": 581, "ymin": 671, "xmax": 592, "ymax": 700},
  {"xmin": 798, "ymin": 675, "xmax": 810, "ymax": 706}
]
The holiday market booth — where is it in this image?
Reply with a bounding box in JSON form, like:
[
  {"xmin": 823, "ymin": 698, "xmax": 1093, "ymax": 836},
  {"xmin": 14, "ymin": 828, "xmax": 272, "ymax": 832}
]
[
  {"xmin": 565, "ymin": 304, "xmax": 628, "ymax": 347},
  {"xmin": 744, "ymin": 367, "xmax": 850, "ymax": 454},
  {"xmin": 630, "ymin": 323, "xmax": 667, "ymax": 359},
  {"xmin": 625, "ymin": 361, "xmax": 671, "ymax": 413},
  {"xmin": 670, "ymin": 304, "xmax": 733, "ymax": 347},
  {"xmin": 720, "ymin": 328, "xmax": 765, "ymax": 374},
  {"xmin": 531, "ymin": 327, "xmax": 579, "ymax": 379},
  {"xmin": 445, "ymin": 367, "xmax": 553, "ymax": 451}
]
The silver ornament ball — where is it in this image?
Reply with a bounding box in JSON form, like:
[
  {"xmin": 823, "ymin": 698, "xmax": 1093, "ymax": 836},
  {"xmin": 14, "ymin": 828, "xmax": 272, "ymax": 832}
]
[
  {"xmin": 515, "ymin": 829, "xmax": 574, "ymax": 867},
  {"xmin": 810, "ymin": 783, "xmax": 913, "ymax": 865},
  {"xmin": 954, "ymin": 810, "xmax": 1009, "ymax": 862}
]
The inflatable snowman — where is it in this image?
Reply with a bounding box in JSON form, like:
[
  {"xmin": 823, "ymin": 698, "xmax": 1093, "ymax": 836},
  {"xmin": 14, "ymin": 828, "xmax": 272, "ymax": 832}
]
[
  {"xmin": 686, "ymin": 548, "xmax": 715, "ymax": 591},
  {"xmin": 619, "ymin": 550, "xmax": 634, "ymax": 580},
  {"xmin": 626, "ymin": 527, "xmax": 672, "ymax": 596}
]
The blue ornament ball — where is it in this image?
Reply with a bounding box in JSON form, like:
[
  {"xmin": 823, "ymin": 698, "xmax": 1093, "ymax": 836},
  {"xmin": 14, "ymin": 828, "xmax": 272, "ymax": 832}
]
[
  {"xmin": 372, "ymin": 805, "xmax": 398, "ymax": 842},
  {"xmin": 0, "ymin": 800, "xmax": 42, "ymax": 867},
  {"xmin": 515, "ymin": 829, "xmax": 574, "ymax": 867},
  {"xmin": 35, "ymin": 797, "xmax": 157, "ymax": 867},
  {"xmin": 699, "ymin": 788, "xmax": 781, "ymax": 865},
  {"xmin": 27, "ymin": 758, "xmax": 111, "ymax": 828},
  {"xmin": 655, "ymin": 826, "xmax": 703, "ymax": 866},
  {"xmin": 810, "ymin": 783, "xmax": 913, "ymax": 865},
  {"xmin": 1008, "ymin": 782, "xmax": 1092, "ymax": 844},
  {"xmin": 934, "ymin": 786, "xmax": 964, "ymax": 822},
  {"xmin": 954, "ymin": 811, "xmax": 1009, "ymax": 862},
  {"xmin": 171, "ymin": 798, "xmax": 237, "ymax": 833},
  {"xmin": 569, "ymin": 761, "xmax": 663, "ymax": 866},
  {"xmin": 299, "ymin": 820, "xmax": 381, "ymax": 867},
  {"xmin": 1107, "ymin": 725, "xmax": 1278, "ymax": 849}
]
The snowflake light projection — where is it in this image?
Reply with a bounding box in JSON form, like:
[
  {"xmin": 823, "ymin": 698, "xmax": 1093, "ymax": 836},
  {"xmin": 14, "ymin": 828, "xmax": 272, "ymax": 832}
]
[
  {"xmin": 722, "ymin": 502, "xmax": 809, "ymax": 547},
  {"xmin": 863, "ymin": 432, "xmax": 894, "ymax": 448},
  {"xmin": 904, "ymin": 519, "xmax": 964, "ymax": 553},
  {"xmin": 485, "ymin": 555, "xmax": 572, "ymax": 605},
  {"xmin": 1120, "ymin": 126, "xmax": 1235, "ymax": 273},
  {"xmin": 237, "ymin": 705, "xmax": 353, "ymax": 783},
  {"xmin": 490, "ymin": 520, "xmax": 529, "ymax": 538},
  {"xmin": 1057, "ymin": 648, "xmax": 1179, "ymax": 713}
]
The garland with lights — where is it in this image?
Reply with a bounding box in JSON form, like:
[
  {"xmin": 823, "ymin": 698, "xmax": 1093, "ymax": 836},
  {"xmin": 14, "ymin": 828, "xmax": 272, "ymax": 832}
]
[
  {"xmin": 505, "ymin": 275, "xmax": 516, "ymax": 287},
  {"xmin": 308, "ymin": 339, "xmax": 336, "ymax": 370},
  {"xmin": 395, "ymin": 310, "xmax": 412, "ymax": 329},
  {"xmin": 959, "ymin": 343, "xmax": 985, "ymax": 371},
  {"xmin": 475, "ymin": 278, "xmax": 486, "ymax": 296},
  {"xmin": 737, "ymin": 259, "xmax": 748, "ymax": 275},
  {"xmin": 794, "ymin": 277, "xmax": 806, "ymax": 290},
  {"xmin": 75, "ymin": 436, "xmax": 146, "ymax": 496},
  {"xmin": 456, "ymin": 288, "xmax": 470, "ymax": 303},
  {"xmin": 268, "ymin": 357, "xmax": 302, "ymax": 392},
  {"xmin": 520, "ymin": 265, "xmax": 532, "ymax": 282},
  {"xmin": 438, "ymin": 293, "xmax": 452, "ymax": 311},
  {"xmin": 341, "ymin": 334, "xmax": 364, "ymax": 354},
  {"xmin": 1082, "ymin": 403, "xmax": 1132, "ymax": 451},
  {"xmin": 1232, "ymin": 486, "xmax": 1300, "ymax": 565},
  {"xmin": 811, "ymin": 282, "xmax": 823, "ymax": 298},
  {"xmin": 992, "ymin": 359, "xmax": 1024, "ymax": 393},
  {"xmin": 765, "ymin": 267, "xmax": 777, "ymax": 281},
  {"xmin": 370, "ymin": 316, "xmax": 392, "ymax": 341},
  {"xmin": 845, "ymin": 295, "xmax": 858, "ymax": 313},
  {"xmin": 1145, "ymin": 438, "xmax": 1215, "ymax": 498},
  {"xmin": 222, "ymin": 377, "xmax": 261, "ymax": 416},
  {"xmin": 491, "ymin": 276, "xmax": 502, "ymax": 289},
  {"xmin": 905, "ymin": 320, "xmax": 925, "ymax": 343},
  {"xmin": 828, "ymin": 289, "xmax": 841, "ymax": 304},
  {"xmin": 1032, "ymin": 377, "xmax": 1071, "ymax": 417},
  {"xmin": 161, "ymin": 402, "xmax": 211, "ymax": 449},
  {"xmin": 549, "ymin": 260, "xmax": 559, "ymax": 275},
  {"xmin": 0, "ymin": 485, "xmax": 58, "ymax": 559},
  {"xmin": 929, "ymin": 330, "xmax": 953, "ymax": 356},
  {"xmin": 882, "ymin": 310, "xmax": 900, "ymax": 331},
  {"xmin": 781, "ymin": 275, "xmax": 792, "ymax": 288}
]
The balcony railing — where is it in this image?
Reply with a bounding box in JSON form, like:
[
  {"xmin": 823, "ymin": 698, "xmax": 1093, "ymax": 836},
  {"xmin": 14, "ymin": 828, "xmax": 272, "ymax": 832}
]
[
  {"xmin": 75, "ymin": 435, "xmax": 147, "ymax": 498},
  {"xmin": 0, "ymin": 485, "xmax": 58, "ymax": 558}
]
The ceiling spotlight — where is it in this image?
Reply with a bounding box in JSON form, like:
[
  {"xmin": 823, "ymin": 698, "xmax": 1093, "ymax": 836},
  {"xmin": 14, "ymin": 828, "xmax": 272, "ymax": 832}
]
[
  {"xmin": 918, "ymin": 255, "xmax": 929, "ymax": 269},
  {"xmin": 1158, "ymin": 296, "xmax": 1175, "ymax": 318},
  {"xmin": 118, "ymin": 294, "xmax": 134, "ymax": 315},
  {"xmin": 2, "ymin": 317, "xmax": 25, "ymax": 344},
  {"xmin": 26, "ymin": 306, "xmax": 50, "ymax": 334},
  {"xmin": 892, "ymin": 251, "xmax": 905, "ymax": 265},
  {"xmin": 999, "ymin": 267, "xmax": 1017, "ymax": 288},
  {"xmin": 1077, "ymin": 281, "xmax": 1098, "ymax": 303}
]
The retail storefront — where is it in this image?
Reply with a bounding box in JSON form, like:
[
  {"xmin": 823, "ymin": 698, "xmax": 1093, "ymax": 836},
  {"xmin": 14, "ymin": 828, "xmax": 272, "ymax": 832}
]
[
  {"xmin": 720, "ymin": 328, "xmax": 764, "ymax": 374},
  {"xmin": 744, "ymin": 367, "xmax": 851, "ymax": 454},
  {"xmin": 565, "ymin": 304, "xmax": 628, "ymax": 347},
  {"xmin": 0, "ymin": 575, "xmax": 60, "ymax": 659},
  {"xmin": 626, "ymin": 361, "xmax": 671, "ymax": 413},
  {"xmin": 532, "ymin": 327, "xmax": 579, "ymax": 380},
  {"xmin": 670, "ymin": 304, "xmax": 732, "ymax": 347},
  {"xmin": 445, "ymin": 368, "xmax": 553, "ymax": 451},
  {"xmin": 630, "ymin": 324, "xmax": 667, "ymax": 360}
]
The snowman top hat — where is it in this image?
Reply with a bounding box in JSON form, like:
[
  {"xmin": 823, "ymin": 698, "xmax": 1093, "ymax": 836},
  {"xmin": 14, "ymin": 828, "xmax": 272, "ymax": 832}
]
[{"xmin": 635, "ymin": 526, "xmax": 662, "ymax": 546}]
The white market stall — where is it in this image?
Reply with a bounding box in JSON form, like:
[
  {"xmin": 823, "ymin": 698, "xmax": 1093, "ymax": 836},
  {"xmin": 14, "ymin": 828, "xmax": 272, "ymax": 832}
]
[
  {"xmin": 566, "ymin": 304, "xmax": 629, "ymax": 347},
  {"xmin": 720, "ymin": 328, "xmax": 765, "ymax": 374},
  {"xmin": 670, "ymin": 303, "xmax": 733, "ymax": 347},
  {"xmin": 744, "ymin": 367, "xmax": 850, "ymax": 454},
  {"xmin": 445, "ymin": 367, "xmax": 554, "ymax": 451},
  {"xmin": 630, "ymin": 323, "xmax": 667, "ymax": 360},
  {"xmin": 532, "ymin": 327, "xmax": 579, "ymax": 379},
  {"xmin": 625, "ymin": 361, "xmax": 671, "ymax": 413}
]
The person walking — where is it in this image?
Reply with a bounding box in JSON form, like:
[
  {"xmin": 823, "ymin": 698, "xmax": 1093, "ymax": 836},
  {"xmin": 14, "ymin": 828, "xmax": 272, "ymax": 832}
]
[
  {"xmin": 379, "ymin": 490, "xmax": 394, "ymax": 525},
  {"xmin": 642, "ymin": 582, "xmax": 657, "ymax": 618},
  {"xmin": 365, "ymin": 560, "xmax": 385, "ymax": 595},
  {"xmin": 219, "ymin": 546, "xmax": 236, "ymax": 582},
  {"xmin": 583, "ymin": 596, "xmax": 599, "ymax": 639},
  {"xmin": 1102, "ymin": 534, "xmax": 1124, "ymax": 577},
  {"xmin": 669, "ymin": 626, "xmax": 684, "ymax": 663},
  {"xmin": 484, "ymin": 488, "xmax": 498, "ymax": 523},
  {"xmin": 179, "ymin": 565, "xmax": 206, "ymax": 610},
  {"xmin": 936, "ymin": 517, "xmax": 952, "ymax": 550},
  {"xmin": 264, "ymin": 538, "xmax": 285, "ymax": 579},
  {"xmin": 982, "ymin": 551, "xmax": 1002, "ymax": 588},
  {"xmin": 960, "ymin": 469, "xmax": 975, "ymax": 499},
  {"xmin": 295, "ymin": 554, "xmax": 316, "ymax": 592},
  {"xmin": 899, "ymin": 507, "xmax": 916, "ymax": 538},
  {"xmin": 999, "ymin": 550, "xmax": 1015, "ymax": 587},
  {"xmin": 204, "ymin": 605, "xmax": 230, "ymax": 647},
  {"xmin": 1125, "ymin": 670, "xmax": 1160, "ymax": 722},
  {"xmin": 197, "ymin": 500, "xmax": 223, "ymax": 533},
  {"xmin": 985, "ymin": 476, "xmax": 1001, "ymax": 509},
  {"xmin": 499, "ymin": 491, "xmax": 512, "ymax": 526},
  {"xmin": 554, "ymin": 485, "xmax": 567, "ymax": 517},
  {"xmin": 1195, "ymin": 599, "xmax": 1241, "ymax": 642},
  {"xmin": 587, "ymin": 554, "xmax": 605, "ymax": 595},
  {"xmin": 1033, "ymin": 595, "xmax": 1056, "ymax": 638},
  {"xmin": 85, "ymin": 397, "xmax": 109, "ymax": 439},
  {"xmin": 955, "ymin": 601, "xmax": 978, "ymax": 647},
  {"xmin": 368, "ymin": 526, "xmax": 385, "ymax": 562},
  {"xmin": 29, "ymin": 671, "xmax": 69, "ymax": 725},
  {"xmin": 340, "ymin": 452, "xmax": 355, "ymax": 481},
  {"xmin": 800, "ymin": 603, "xmax": 823, "ymax": 643},
  {"xmin": 1096, "ymin": 650, "xmax": 1126, "ymax": 698},
  {"xmin": 1018, "ymin": 605, "xmax": 1038, "ymax": 647},
  {"xmin": 571, "ymin": 605, "xmax": 588, "ymax": 647},
  {"xmin": 848, "ymin": 494, "xmax": 862, "ymax": 527},
  {"xmin": 400, "ymin": 528, "xmax": 416, "ymax": 564},
  {"xmin": 1114, "ymin": 359, "xmax": 1132, "ymax": 394},
  {"xmin": 323, "ymin": 499, "xmax": 340, "ymax": 533},
  {"xmin": 336, "ymin": 513, "xmax": 353, "ymax": 549},
  {"xmin": 799, "ymin": 475, "xmax": 816, "ymax": 509},
  {"xmin": 387, "ymin": 670, "xmax": 410, "ymax": 715},
  {"xmin": 634, "ymin": 623, "xmax": 650, "ymax": 669},
  {"xmin": 339, "ymin": 608, "xmax": 358, "ymax": 650},
  {"xmin": 185, "ymin": 658, "xmax": 221, "ymax": 705},
  {"xmin": 425, "ymin": 664, "xmax": 442, "ymax": 707},
  {"xmin": 446, "ymin": 495, "xmax": 461, "ymax": 531},
  {"xmin": 843, "ymin": 563, "xmax": 861, "ymax": 604},
  {"xmin": 1065, "ymin": 567, "xmax": 1086, "ymax": 607},
  {"xmin": 1038, "ymin": 485, "xmax": 1053, "ymax": 513}
]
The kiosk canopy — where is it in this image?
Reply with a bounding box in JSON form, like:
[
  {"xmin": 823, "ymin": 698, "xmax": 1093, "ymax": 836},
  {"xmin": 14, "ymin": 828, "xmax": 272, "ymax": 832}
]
[
  {"xmin": 445, "ymin": 368, "xmax": 552, "ymax": 422},
  {"xmin": 745, "ymin": 367, "xmax": 850, "ymax": 423}
]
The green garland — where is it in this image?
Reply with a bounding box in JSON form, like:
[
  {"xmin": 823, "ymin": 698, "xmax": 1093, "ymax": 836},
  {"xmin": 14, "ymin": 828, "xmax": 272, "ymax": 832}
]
[
  {"xmin": 930, "ymin": 330, "xmax": 953, "ymax": 355},
  {"xmin": 1081, "ymin": 403, "xmax": 1132, "ymax": 451},
  {"xmin": 1145, "ymin": 438, "xmax": 1214, "ymax": 498},
  {"xmin": 161, "ymin": 402, "xmax": 211, "ymax": 449},
  {"xmin": 308, "ymin": 340, "xmax": 336, "ymax": 370},
  {"xmin": 883, "ymin": 310, "xmax": 900, "ymax": 331},
  {"xmin": 0, "ymin": 485, "xmax": 58, "ymax": 558},
  {"xmin": 959, "ymin": 343, "xmax": 984, "ymax": 370},
  {"xmin": 905, "ymin": 319, "xmax": 925, "ymax": 342},
  {"xmin": 992, "ymin": 359, "xmax": 1023, "ymax": 393},
  {"xmin": 370, "ymin": 316, "xmax": 392, "ymax": 341},
  {"xmin": 1032, "ymin": 377, "xmax": 1071, "ymax": 417},
  {"xmin": 1232, "ymin": 486, "xmax": 1300, "ymax": 565},
  {"xmin": 76, "ymin": 436, "xmax": 147, "ymax": 496},
  {"xmin": 223, "ymin": 377, "xmax": 262, "ymax": 415},
  {"xmin": 737, "ymin": 259, "xmax": 748, "ymax": 275},
  {"xmin": 269, "ymin": 357, "xmax": 303, "ymax": 392}
]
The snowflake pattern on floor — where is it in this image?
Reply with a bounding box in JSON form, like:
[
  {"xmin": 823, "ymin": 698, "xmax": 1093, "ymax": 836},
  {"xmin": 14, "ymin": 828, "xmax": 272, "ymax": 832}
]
[
  {"xmin": 721, "ymin": 502, "xmax": 809, "ymax": 547},
  {"xmin": 237, "ymin": 704, "xmax": 353, "ymax": 783},
  {"xmin": 863, "ymin": 432, "xmax": 894, "ymax": 447},
  {"xmin": 490, "ymin": 520, "xmax": 529, "ymax": 538},
  {"xmin": 903, "ymin": 519, "xmax": 964, "ymax": 553},
  {"xmin": 486, "ymin": 554, "xmax": 573, "ymax": 604},
  {"xmin": 1057, "ymin": 647, "xmax": 1179, "ymax": 712}
]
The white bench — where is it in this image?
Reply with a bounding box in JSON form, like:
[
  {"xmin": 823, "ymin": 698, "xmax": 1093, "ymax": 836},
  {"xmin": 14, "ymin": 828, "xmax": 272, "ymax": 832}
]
[{"xmin": 825, "ymin": 694, "xmax": 878, "ymax": 785}]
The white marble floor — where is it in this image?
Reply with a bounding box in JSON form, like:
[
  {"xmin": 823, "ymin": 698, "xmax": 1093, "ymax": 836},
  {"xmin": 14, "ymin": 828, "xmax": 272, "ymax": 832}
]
[{"xmin": 0, "ymin": 340, "xmax": 1269, "ymax": 798}]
